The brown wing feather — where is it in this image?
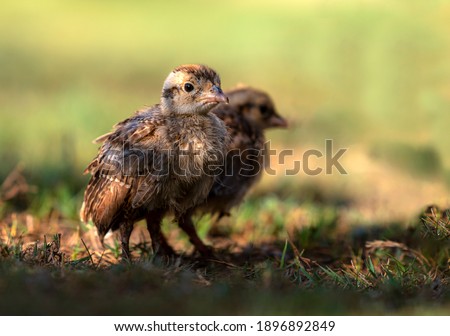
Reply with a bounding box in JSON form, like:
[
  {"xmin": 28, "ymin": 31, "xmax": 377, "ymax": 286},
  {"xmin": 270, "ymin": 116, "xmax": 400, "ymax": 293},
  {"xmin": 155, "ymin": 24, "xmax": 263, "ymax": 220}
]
[
  {"xmin": 80, "ymin": 105, "xmax": 164, "ymax": 239},
  {"xmin": 80, "ymin": 174, "xmax": 130, "ymax": 241}
]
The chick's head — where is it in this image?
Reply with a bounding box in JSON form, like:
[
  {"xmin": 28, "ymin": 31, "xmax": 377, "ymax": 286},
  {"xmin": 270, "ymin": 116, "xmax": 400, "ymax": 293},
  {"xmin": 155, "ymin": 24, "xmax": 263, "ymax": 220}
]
[
  {"xmin": 228, "ymin": 87, "xmax": 287, "ymax": 129},
  {"xmin": 161, "ymin": 64, "xmax": 228, "ymax": 115}
]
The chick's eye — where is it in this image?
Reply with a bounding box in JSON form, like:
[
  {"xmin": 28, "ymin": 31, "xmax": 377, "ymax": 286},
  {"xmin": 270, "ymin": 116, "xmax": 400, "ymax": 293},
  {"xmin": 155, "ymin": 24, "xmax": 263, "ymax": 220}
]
[
  {"xmin": 184, "ymin": 83, "xmax": 194, "ymax": 92},
  {"xmin": 260, "ymin": 105, "xmax": 271, "ymax": 117}
]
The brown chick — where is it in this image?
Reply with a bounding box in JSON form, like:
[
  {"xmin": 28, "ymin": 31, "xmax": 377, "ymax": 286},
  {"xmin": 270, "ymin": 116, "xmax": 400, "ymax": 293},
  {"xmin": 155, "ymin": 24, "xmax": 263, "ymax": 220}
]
[
  {"xmin": 80, "ymin": 64, "xmax": 229, "ymax": 260},
  {"xmin": 175, "ymin": 86, "xmax": 287, "ymax": 239},
  {"xmin": 204, "ymin": 86, "xmax": 287, "ymax": 217}
]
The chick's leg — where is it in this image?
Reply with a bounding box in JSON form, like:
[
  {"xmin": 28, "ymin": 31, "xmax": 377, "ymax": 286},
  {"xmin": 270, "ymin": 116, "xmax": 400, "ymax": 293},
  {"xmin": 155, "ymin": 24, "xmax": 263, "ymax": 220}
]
[
  {"xmin": 178, "ymin": 211, "xmax": 213, "ymax": 257},
  {"xmin": 119, "ymin": 222, "xmax": 134, "ymax": 261},
  {"xmin": 146, "ymin": 209, "xmax": 175, "ymax": 256}
]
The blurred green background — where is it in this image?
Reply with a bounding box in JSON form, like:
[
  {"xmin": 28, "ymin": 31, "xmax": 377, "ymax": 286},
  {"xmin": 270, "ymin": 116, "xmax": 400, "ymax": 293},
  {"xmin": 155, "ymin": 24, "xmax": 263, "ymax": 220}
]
[{"xmin": 1, "ymin": 0, "xmax": 449, "ymax": 220}]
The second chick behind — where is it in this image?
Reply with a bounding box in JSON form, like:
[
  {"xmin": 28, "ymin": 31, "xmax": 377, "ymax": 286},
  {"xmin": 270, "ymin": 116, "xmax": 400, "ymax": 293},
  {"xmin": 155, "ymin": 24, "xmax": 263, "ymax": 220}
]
[{"xmin": 177, "ymin": 86, "xmax": 288, "ymax": 239}]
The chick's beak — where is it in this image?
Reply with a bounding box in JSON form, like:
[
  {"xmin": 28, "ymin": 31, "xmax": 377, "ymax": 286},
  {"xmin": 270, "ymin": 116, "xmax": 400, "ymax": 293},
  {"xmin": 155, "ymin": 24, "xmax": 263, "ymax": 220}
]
[
  {"xmin": 202, "ymin": 86, "xmax": 229, "ymax": 104},
  {"xmin": 268, "ymin": 114, "xmax": 288, "ymax": 128}
]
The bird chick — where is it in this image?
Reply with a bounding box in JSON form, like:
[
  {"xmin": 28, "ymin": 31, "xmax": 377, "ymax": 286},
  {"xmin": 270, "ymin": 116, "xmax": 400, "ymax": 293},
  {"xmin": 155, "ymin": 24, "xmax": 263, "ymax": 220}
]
[
  {"xmin": 174, "ymin": 86, "xmax": 288, "ymax": 239},
  {"xmin": 204, "ymin": 86, "xmax": 288, "ymax": 219},
  {"xmin": 80, "ymin": 64, "xmax": 229, "ymax": 260}
]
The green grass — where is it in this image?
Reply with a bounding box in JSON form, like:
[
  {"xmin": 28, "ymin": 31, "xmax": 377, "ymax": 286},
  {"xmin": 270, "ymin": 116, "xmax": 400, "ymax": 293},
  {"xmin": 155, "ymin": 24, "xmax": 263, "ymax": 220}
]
[{"xmin": 0, "ymin": 196, "xmax": 449, "ymax": 315}]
